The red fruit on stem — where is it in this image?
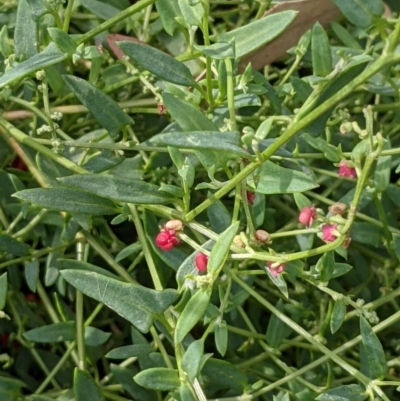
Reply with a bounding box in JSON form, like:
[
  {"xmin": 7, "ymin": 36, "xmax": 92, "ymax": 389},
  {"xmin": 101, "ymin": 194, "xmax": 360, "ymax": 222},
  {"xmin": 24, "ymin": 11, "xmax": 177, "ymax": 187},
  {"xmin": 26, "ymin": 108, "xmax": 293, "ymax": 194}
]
[
  {"xmin": 321, "ymin": 224, "xmax": 338, "ymax": 242},
  {"xmin": 338, "ymin": 161, "xmax": 356, "ymax": 178},
  {"xmin": 195, "ymin": 252, "xmax": 208, "ymax": 273},
  {"xmin": 267, "ymin": 261, "xmax": 285, "ymax": 278},
  {"xmin": 246, "ymin": 191, "xmax": 256, "ymax": 205},
  {"xmin": 298, "ymin": 205, "xmax": 316, "ymax": 227}
]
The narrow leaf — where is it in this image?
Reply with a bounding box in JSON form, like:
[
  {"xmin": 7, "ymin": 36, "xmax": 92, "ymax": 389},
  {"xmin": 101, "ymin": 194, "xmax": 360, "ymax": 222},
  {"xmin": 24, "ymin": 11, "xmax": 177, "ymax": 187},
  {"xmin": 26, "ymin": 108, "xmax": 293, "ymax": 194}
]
[
  {"xmin": 175, "ymin": 289, "xmax": 211, "ymax": 343},
  {"xmin": 0, "ymin": 273, "xmax": 7, "ymax": 310},
  {"xmin": 134, "ymin": 368, "xmax": 180, "ymax": 391},
  {"xmin": 215, "ymin": 10, "xmax": 297, "ymax": 58},
  {"xmin": 15, "ymin": 0, "xmax": 37, "ymax": 60},
  {"xmin": 0, "ymin": 43, "xmax": 66, "ymax": 88},
  {"xmin": 208, "ymin": 222, "xmax": 239, "ymax": 276},
  {"xmin": 14, "ymin": 188, "xmax": 118, "ymax": 215},
  {"xmin": 0, "ymin": 233, "xmax": 30, "ymax": 257},
  {"xmin": 311, "ymin": 22, "xmax": 332, "ymax": 77},
  {"xmin": 74, "ymin": 369, "xmax": 105, "ymax": 401},
  {"xmin": 47, "ymin": 28, "xmax": 77, "ymax": 54},
  {"xmin": 59, "ymin": 174, "xmax": 176, "ymax": 205},
  {"xmin": 106, "ymin": 344, "xmax": 154, "ymax": 359},
  {"xmin": 360, "ymin": 316, "xmax": 387, "ymax": 379},
  {"xmin": 62, "ymin": 75, "xmax": 134, "ymax": 137},
  {"xmin": 316, "ymin": 384, "xmax": 368, "ymax": 401},
  {"xmin": 117, "ymin": 41, "xmax": 195, "ymax": 86},
  {"xmin": 181, "ymin": 339, "xmax": 204, "ymax": 383},
  {"xmin": 330, "ymin": 299, "xmax": 347, "ymax": 334}
]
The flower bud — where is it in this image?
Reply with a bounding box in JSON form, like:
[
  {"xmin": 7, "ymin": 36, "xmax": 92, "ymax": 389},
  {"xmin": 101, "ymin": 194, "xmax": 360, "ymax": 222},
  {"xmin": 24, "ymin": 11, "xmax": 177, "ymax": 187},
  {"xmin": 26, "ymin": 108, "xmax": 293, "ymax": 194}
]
[
  {"xmin": 233, "ymin": 235, "xmax": 245, "ymax": 248},
  {"xmin": 321, "ymin": 224, "xmax": 338, "ymax": 242},
  {"xmin": 195, "ymin": 253, "xmax": 208, "ymax": 273},
  {"xmin": 255, "ymin": 229, "xmax": 271, "ymax": 243},
  {"xmin": 267, "ymin": 261, "xmax": 285, "ymax": 278},
  {"xmin": 164, "ymin": 219, "xmax": 183, "ymax": 232},
  {"xmin": 298, "ymin": 205, "xmax": 316, "ymax": 227},
  {"xmin": 338, "ymin": 161, "xmax": 357, "ymax": 179},
  {"xmin": 329, "ymin": 202, "xmax": 347, "ymax": 215}
]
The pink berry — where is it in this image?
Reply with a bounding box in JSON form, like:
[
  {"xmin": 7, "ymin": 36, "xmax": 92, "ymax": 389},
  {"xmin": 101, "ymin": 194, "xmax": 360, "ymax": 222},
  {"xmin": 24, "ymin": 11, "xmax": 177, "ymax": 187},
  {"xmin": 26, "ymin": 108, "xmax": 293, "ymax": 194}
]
[
  {"xmin": 267, "ymin": 261, "xmax": 285, "ymax": 278},
  {"xmin": 155, "ymin": 230, "xmax": 178, "ymax": 251},
  {"xmin": 195, "ymin": 253, "xmax": 208, "ymax": 273},
  {"xmin": 246, "ymin": 191, "xmax": 256, "ymax": 205},
  {"xmin": 321, "ymin": 224, "xmax": 338, "ymax": 242},
  {"xmin": 338, "ymin": 161, "xmax": 356, "ymax": 179},
  {"xmin": 298, "ymin": 205, "xmax": 316, "ymax": 227}
]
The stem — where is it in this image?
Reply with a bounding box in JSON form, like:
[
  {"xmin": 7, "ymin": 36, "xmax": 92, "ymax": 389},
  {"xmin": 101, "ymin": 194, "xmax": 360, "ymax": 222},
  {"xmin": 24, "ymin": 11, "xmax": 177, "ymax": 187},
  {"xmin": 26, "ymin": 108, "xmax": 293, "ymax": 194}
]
[
  {"xmin": 76, "ymin": 240, "xmax": 86, "ymax": 371},
  {"xmin": 76, "ymin": 0, "xmax": 155, "ymax": 45},
  {"xmin": 63, "ymin": 0, "xmax": 75, "ymax": 31},
  {"xmin": 224, "ymin": 58, "xmax": 237, "ymax": 130},
  {"xmin": 202, "ymin": 2, "xmax": 214, "ymax": 106}
]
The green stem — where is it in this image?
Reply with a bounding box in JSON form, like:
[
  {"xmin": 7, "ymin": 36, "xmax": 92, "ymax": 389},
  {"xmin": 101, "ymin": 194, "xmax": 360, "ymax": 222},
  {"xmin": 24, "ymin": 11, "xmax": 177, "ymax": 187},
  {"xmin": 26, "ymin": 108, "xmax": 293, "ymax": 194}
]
[
  {"xmin": 224, "ymin": 58, "xmax": 237, "ymax": 130},
  {"xmin": 0, "ymin": 117, "xmax": 89, "ymax": 174},
  {"xmin": 388, "ymin": 14, "xmax": 400, "ymax": 53},
  {"xmin": 202, "ymin": 2, "xmax": 214, "ymax": 106},
  {"xmin": 76, "ymin": 0, "xmax": 155, "ymax": 45},
  {"xmin": 185, "ymin": 53, "xmax": 400, "ymax": 221},
  {"xmin": 75, "ymin": 240, "xmax": 86, "ymax": 371},
  {"xmin": 63, "ymin": 0, "xmax": 75, "ymax": 31}
]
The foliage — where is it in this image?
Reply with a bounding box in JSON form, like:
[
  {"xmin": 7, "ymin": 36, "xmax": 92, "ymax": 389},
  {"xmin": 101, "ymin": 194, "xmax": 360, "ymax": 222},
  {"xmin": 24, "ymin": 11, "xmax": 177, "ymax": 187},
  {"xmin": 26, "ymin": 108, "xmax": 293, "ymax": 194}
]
[{"xmin": 1, "ymin": 0, "xmax": 400, "ymax": 400}]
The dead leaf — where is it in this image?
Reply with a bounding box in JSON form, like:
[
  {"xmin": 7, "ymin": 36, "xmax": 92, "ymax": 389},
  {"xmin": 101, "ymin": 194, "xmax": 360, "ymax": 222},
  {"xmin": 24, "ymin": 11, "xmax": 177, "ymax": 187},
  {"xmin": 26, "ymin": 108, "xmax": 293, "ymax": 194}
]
[{"xmin": 240, "ymin": 0, "xmax": 341, "ymax": 71}]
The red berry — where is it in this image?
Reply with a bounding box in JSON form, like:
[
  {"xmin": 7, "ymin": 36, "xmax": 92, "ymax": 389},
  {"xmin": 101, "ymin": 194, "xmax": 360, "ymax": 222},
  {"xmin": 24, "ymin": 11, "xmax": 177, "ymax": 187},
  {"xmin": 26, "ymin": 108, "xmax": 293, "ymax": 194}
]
[
  {"xmin": 195, "ymin": 253, "xmax": 208, "ymax": 273},
  {"xmin": 155, "ymin": 230, "xmax": 178, "ymax": 251},
  {"xmin": 246, "ymin": 191, "xmax": 256, "ymax": 205}
]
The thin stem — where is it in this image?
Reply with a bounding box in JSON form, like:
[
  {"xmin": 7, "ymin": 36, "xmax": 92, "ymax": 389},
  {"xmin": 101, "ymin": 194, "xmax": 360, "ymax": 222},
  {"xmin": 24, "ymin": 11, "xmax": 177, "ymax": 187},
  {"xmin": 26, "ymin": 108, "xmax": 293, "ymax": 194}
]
[
  {"xmin": 63, "ymin": 0, "xmax": 75, "ymax": 31},
  {"xmin": 202, "ymin": 2, "xmax": 214, "ymax": 106},
  {"xmin": 76, "ymin": 0, "xmax": 156, "ymax": 45},
  {"xmin": 224, "ymin": 58, "xmax": 237, "ymax": 130}
]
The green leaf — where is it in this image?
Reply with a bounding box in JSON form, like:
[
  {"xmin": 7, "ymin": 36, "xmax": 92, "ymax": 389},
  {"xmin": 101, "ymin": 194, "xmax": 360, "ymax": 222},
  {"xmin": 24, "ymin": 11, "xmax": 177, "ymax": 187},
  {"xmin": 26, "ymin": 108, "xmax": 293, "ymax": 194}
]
[
  {"xmin": 0, "ymin": 43, "xmax": 67, "ymax": 88},
  {"xmin": 117, "ymin": 41, "xmax": 195, "ymax": 86},
  {"xmin": 266, "ymin": 267, "xmax": 288, "ymax": 298},
  {"xmin": 24, "ymin": 259, "xmax": 39, "ymax": 292},
  {"xmin": 316, "ymin": 251, "xmax": 335, "ymax": 282},
  {"xmin": 0, "ymin": 26, "xmax": 13, "ymax": 58},
  {"xmin": 24, "ymin": 321, "xmax": 75, "ymax": 343},
  {"xmin": 293, "ymin": 192, "xmax": 312, "ymax": 210},
  {"xmin": 150, "ymin": 131, "xmax": 248, "ymax": 157},
  {"xmin": 316, "ymin": 384, "xmax": 367, "ymax": 401},
  {"xmin": 47, "ymin": 28, "xmax": 77, "ymax": 55},
  {"xmin": 207, "ymin": 199, "xmax": 231, "ymax": 234},
  {"xmin": 0, "ymin": 233, "xmax": 30, "ymax": 257},
  {"xmin": 256, "ymin": 161, "xmax": 319, "ymax": 194},
  {"xmin": 134, "ymin": 368, "xmax": 180, "ymax": 391},
  {"xmin": 266, "ymin": 299, "xmax": 287, "ymax": 348},
  {"xmin": 163, "ymin": 93, "xmax": 218, "ymax": 132},
  {"xmin": 373, "ymin": 142, "xmax": 391, "ymax": 192},
  {"xmin": 60, "ymin": 270, "xmax": 178, "ymax": 333},
  {"xmin": 111, "ymin": 364, "xmax": 155, "ymax": 401},
  {"xmin": 85, "ymin": 327, "xmax": 111, "ymax": 346},
  {"xmin": 80, "ymin": 0, "xmax": 120, "ymax": 19},
  {"xmin": 194, "ymin": 42, "xmax": 235, "ymax": 59},
  {"xmin": 26, "ymin": 0, "xmax": 49, "ymax": 21},
  {"xmin": 215, "ymin": 321, "xmax": 228, "ymax": 356},
  {"xmin": 178, "ymin": 0, "xmax": 203, "ymax": 27},
  {"xmin": 208, "ymin": 222, "xmax": 239, "ymax": 276},
  {"xmin": 330, "ymin": 299, "xmax": 347, "ymax": 334},
  {"xmin": 180, "ymin": 383, "xmax": 197, "ymax": 401},
  {"xmin": 14, "ymin": 0, "xmax": 37, "ymax": 60},
  {"xmin": 0, "ymin": 273, "xmax": 7, "ymax": 310},
  {"xmin": 175, "ymin": 289, "xmax": 211, "ymax": 343},
  {"xmin": 62, "ymin": 75, "xmax": 134, "ymax": 137},
  {"xmin": 360, "ymin": 316, "xmax": 387, "ymax": 379},
  {"xmin": 14, "ymin": 188, "xmax": 118, "ymax": 215},
  {"xmin": 74, "ymin": 369, "xmax": 105, "ymax": 401},
  {"xmin": 181, "ymin": 339, "xmax": 204, "ymax": 383},
  {"xmin": 351, "ymin": 222, "xmax": 381, "ymax": 247},
  {"xmin": 59, "ymin": 174, "xmax": 176, "ymax": 205},
  {"xmin": 332, "ymin": 263, "xmax": 353, "ymax": 278},
  {"xmin": 311, "ymin": 22, "xmax": 332, "ymax": 77},
  {"xmin": 301, "ymin": 132, "xmax": 341, "ymax": 162},
  {"xmin": 155, "ymin": 0, "xmax": 182, "ymax": 35},
  {"xmin": 330, "ymin": 21, "xmax": 362, "ymax": 50},
  {"xmin": 83, "ymin": 150, "xmax": 124, "ymax": 173},
  {"xmin": 106, "ymin": 344, "xmax": 154, "ymax": 359},
  {"xmin": 115, "ymin": 243, "xmax": 142, "ymax": 263},
  {"xmin": 393, "ymin": 234, "xmax": 400, "ymax": 261},
  {"xmin": 58, "ymin": 259, "xmax": 121, "ymax": 281},
  {"xmin": 215, "ymin": 10, "xmax": 297, "ymax": 58},
  {"xmin": 331, "ymin": 0, "xmax": 383, "ymax": 28},
  {"xmin": 202, "ymin": 358, "xmax": 248, "ymax": 391}
]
